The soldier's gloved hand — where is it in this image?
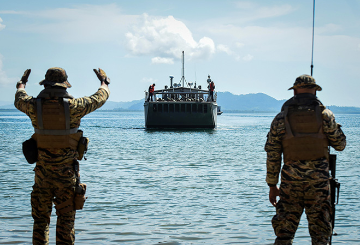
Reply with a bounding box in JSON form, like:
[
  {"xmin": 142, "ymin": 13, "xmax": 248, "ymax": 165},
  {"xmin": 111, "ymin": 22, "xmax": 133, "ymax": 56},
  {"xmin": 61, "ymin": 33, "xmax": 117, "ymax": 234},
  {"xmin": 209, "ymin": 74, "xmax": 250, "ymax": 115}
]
[
  {"xmin": 93, "ymin": 68, "xmax": 110, "ymax": 85},
  {"xmin": 16, "ymin": 69, "xmax": 31, "ymax": 89}
]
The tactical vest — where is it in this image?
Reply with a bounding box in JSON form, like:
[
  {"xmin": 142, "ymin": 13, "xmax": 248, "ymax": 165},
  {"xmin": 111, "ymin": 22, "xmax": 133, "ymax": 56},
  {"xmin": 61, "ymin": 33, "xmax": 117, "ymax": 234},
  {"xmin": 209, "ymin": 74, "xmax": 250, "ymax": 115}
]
[
  {"xmin": 282, "ymin": 95, "xmax": 329, "ymax": 162},
  {"xmin": 34, "ymin": 88, "xmax": 82, "ymax": 150}
]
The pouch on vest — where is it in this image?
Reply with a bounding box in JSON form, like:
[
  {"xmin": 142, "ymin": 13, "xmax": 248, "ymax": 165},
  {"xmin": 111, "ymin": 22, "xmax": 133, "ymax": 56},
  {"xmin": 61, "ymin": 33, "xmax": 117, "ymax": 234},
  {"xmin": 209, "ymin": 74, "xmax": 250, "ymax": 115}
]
[
  {"xmin": 22, "ymin": 137, "xmax": 38, "ymax": 164},
  {"xmin": 74, "ymin": 183, "xmax": 87, "ymax": 210},
  {"xmin": 77, "ymin": 136, "xmax": 89, "ymax": 160}
]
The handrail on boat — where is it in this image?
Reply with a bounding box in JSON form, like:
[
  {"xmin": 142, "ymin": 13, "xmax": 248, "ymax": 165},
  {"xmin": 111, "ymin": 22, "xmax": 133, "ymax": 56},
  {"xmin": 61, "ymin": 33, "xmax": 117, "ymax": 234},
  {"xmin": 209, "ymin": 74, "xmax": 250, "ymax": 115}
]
[{"xmin": 145, "ymin": 90, "xmax": 217, "ymax": 102}]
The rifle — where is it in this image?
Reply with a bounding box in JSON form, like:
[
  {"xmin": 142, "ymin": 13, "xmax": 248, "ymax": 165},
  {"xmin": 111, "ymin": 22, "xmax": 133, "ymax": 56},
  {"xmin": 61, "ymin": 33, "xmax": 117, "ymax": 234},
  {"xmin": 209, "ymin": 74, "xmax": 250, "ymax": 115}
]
[{"xmin": 329, "ymin": 154, "xmax": 340, "ymax": 245}]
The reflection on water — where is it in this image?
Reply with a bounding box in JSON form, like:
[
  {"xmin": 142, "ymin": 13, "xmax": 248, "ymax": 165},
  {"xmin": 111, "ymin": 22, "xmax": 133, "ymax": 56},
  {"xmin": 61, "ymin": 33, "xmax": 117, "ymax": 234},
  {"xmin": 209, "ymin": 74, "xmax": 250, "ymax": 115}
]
[{"xmin": 0, "ymin": 111, "xmax": 359, "ymax": 244}]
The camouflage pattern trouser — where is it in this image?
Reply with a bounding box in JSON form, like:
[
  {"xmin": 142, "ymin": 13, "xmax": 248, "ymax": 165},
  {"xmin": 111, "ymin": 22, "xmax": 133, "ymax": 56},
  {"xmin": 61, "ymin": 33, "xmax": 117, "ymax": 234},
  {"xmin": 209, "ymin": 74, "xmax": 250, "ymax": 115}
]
[
  {"xmin": 272, "ymin": 180, "xmax": 332, "ymax": 245},
  {"xmin": 31, "ymin": 163, "xmax": 76, "ymax": 245}
]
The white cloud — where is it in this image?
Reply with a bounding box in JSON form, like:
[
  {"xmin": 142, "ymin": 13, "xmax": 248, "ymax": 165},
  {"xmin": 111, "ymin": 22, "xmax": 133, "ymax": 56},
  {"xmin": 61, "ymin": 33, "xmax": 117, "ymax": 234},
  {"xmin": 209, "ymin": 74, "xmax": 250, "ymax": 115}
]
[
  {"xmin": 0, "ymin": 55, "xmax": 12, "ymax": 87},
  {"xmin": 316, "ymin": 23, "xmax": 342, "ymax": 35},
  {"xmin": 217, "ymin": 44, "xmax": 232, "ymax": 55},
  {"xmin": 243, "ymin": 54, "xmax": 254, "ymax": 61},
  {"xmin": 253, "ymin": 4, "xmax": 294, "ymax": 20},
  {"xmin": 234, "ymin": 54, "xmax": 253, "ymax": 62},
  {"xmin": 233, "ymin": 2, "xmax": 295, "ymax": 23},
  {"xmin": 9, "ymin": 4, "xmax": 138, "ymax": 43},
  {"xmin": 0, "ymin": 17, "xmax": 5, "ymax": 31},
  {"xmin": 151, "ymin": 57, "xmax": 174, "ymax": 64},
  {"xmin": 218, "ymin": 43, "xmax": 255, "ymax": 61},
  {"xmin": 235, "ymin": 42, "xmax": 245, "ymax": 48},
  {"xmin": 234, "ymin": 1, "xmax": 256, "ymax": 10},
  {"xmin": 207, "ymin": 23, "xmax": 313, "ymax": 62},
  {"xmin": 126, "ymin": 14, "xmax": 215, "ymax": 62}
]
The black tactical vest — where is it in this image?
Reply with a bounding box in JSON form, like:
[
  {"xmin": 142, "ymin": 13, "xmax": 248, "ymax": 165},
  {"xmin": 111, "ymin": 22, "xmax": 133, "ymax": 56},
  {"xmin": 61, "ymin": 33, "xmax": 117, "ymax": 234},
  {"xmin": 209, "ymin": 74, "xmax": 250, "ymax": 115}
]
[{"xmin": 281, "ymin": 93, "xmax": 329, "ymax": 162}]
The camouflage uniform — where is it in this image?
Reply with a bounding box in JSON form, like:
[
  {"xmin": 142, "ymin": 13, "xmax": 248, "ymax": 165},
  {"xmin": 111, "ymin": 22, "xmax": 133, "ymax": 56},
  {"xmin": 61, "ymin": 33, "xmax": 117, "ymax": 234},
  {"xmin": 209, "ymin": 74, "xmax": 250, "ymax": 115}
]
[
  {"xmin": 265, "ymin": 75, "xmax": 346, "ymax": 245},
  {"xmin": 14, "ymin": 68, "xmax": 110, "ymax": 245}
]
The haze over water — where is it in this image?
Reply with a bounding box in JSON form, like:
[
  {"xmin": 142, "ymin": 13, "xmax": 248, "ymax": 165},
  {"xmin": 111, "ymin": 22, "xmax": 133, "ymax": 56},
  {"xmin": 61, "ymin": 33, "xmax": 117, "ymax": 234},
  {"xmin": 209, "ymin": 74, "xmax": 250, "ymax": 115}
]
[{"xmin": 1, "ymin": 110, "xmax": 359, "ymax": 244}]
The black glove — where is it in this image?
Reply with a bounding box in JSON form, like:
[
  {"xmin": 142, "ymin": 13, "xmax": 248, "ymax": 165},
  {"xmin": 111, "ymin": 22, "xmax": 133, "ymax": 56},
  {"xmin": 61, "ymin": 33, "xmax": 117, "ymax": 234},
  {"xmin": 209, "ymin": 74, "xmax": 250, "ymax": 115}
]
[
  {"xmin": 93, "ymin": 68, "xmax": 110, "ymax": 85},
  {"xmin": 16, "ymin": 69, "xmax": 31, "ymax": 88}
]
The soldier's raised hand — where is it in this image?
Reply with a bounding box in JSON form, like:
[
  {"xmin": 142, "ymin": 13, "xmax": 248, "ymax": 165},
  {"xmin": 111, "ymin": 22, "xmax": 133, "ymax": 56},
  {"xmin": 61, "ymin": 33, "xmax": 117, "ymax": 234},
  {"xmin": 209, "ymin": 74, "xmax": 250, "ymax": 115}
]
[
  {"xmin": 93, "ymin": 68, "xmax": 110, "ymax": 85},
  {"xmin": 16, "ymin": 69, "xmax": 31, "ymax": 88}
]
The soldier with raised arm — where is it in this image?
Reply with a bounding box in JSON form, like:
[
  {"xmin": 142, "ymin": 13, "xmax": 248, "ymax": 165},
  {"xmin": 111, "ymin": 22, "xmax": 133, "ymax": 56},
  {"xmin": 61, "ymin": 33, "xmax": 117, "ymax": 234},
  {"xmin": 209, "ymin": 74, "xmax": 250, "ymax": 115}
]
[{"xmin": 14, "ymin": 67, "xmax": 110, "ymax": 244}]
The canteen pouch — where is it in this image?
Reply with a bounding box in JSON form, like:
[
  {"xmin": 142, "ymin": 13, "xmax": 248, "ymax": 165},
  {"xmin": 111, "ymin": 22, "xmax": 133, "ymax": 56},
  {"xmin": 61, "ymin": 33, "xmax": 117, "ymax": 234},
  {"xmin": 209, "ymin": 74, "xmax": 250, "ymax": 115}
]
[
  {"xmin": 74, "ymin": 183, "xmax": 87, "ymax": 210},
  {"xmin": 77, "ymin": 136, "xmax": 89, "ymax": 160},
  {"xmin": 22, "ymin": 137, "xmax": 38, "ymax": 164}
]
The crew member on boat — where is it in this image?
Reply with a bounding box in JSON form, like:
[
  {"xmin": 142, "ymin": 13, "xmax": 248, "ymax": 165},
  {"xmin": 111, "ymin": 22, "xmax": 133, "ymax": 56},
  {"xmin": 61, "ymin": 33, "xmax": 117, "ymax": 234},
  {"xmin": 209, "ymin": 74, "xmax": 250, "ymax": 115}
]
[
  {"xmin": 147, "ymin": 83, "xmax": 155, "ymax": 102},
  {"xmin": 208, "ymin": 80, "xmax": 215, "ymax": 101}
]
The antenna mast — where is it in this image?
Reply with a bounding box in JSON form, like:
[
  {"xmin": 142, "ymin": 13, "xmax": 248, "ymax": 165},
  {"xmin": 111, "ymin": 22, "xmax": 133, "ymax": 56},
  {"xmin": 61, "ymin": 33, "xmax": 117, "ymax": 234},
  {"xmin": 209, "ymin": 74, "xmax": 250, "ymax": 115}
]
[
  {"xmin": 181, "ymin": 51, "xmax": 185, "ymax": 87},
  {"xmin": 310, "ymin": 0, "xmax": 315, "ymax": 76}
]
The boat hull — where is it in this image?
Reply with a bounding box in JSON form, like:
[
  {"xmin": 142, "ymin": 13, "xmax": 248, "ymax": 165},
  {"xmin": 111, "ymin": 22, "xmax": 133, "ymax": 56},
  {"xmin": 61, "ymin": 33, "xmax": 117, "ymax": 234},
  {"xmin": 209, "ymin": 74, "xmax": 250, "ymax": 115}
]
[{"xmin": 144, "ymin": 101, "xmax": 217, "ymax": 128}]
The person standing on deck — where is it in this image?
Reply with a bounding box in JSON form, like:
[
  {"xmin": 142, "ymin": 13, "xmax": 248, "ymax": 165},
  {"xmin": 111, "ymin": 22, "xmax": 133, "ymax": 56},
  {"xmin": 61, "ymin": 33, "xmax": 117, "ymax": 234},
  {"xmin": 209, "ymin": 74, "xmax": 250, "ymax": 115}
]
[
  {"xmin": 209, "ymin": 80, "xmax": 215, "ymax": 101},
  {"xmin": 207, "ymin": 75, "xmax": 215, "ymax": 101},
  {"xmin": 14, "ymin": 67, "xmax": 110, "ymax": 245},
  {"xmin": 265, "ymin": 75, "xmax": 346, "ymax": 245},
  {"xmin": 147, "ymin": 83, "xmax": 155, "ymax": 102}
]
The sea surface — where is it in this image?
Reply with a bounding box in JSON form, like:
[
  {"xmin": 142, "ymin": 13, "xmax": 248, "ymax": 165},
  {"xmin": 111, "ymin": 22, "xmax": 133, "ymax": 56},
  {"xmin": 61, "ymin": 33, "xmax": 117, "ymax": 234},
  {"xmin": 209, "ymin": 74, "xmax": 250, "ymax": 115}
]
[{"xmin": 0, "ymin": 110, "xmax": 359, "ymax": 245}]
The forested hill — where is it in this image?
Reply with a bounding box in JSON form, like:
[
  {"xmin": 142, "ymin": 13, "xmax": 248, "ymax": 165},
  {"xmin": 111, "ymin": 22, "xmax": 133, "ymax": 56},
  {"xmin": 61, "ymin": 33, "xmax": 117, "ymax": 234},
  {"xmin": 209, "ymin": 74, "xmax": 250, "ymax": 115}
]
[
  {"xmin": 98, "ymin": 92, "xmax": 287, "ymax": 112},
  {"xmin": 216, "ymin": 92, "xmax": 285, "ymax": 112},
  {"xmin": 2, "ymin": 92, "xmax": 360, "ymax": 113}
]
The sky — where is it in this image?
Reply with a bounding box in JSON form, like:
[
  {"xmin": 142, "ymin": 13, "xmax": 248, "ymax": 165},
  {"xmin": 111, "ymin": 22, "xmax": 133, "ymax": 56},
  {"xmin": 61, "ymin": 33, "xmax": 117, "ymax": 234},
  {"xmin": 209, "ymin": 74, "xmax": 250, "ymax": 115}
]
[{"xmin": 0, "ymin": 0, "xmax": 359, "ymax": 107}]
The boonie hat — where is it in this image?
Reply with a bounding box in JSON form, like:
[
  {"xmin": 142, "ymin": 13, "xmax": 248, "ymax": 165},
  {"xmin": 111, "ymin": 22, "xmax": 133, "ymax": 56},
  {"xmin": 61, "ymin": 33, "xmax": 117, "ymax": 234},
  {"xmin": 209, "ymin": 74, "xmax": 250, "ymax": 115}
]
[
  {"xmin": 39, "ymin": 67, "xmax": 72, "ymax": 88},
  {"xmin": 288, "ymin": 74, "xmax": 322, "ymax": 91}
]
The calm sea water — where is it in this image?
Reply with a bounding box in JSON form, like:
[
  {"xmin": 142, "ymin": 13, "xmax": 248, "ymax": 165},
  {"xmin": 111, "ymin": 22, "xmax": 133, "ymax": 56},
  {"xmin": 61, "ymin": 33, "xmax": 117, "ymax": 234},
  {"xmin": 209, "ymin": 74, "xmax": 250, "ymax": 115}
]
[{"xmin": 0, "ymin": 110, "xmax": 359, "ymax": 244}]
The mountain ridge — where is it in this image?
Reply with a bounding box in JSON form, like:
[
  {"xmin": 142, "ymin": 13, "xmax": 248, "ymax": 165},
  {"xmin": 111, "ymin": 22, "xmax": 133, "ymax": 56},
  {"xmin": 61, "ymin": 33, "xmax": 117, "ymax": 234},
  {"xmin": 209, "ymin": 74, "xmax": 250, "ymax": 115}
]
[{"xmin": 2, "ymin": 92, "xmax": 360, "ymax": 113}]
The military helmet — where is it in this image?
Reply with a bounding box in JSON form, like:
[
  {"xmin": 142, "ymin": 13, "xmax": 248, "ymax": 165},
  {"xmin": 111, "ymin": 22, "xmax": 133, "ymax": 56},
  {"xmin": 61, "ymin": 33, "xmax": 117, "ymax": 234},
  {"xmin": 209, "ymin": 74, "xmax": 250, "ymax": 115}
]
[
  {"xmin": 39, "ymin": 67, "xmax": 72, "ymax": 88},
  {"xmin": 288, "ymin": 74, "xmax": 322, "ymax": 91}
]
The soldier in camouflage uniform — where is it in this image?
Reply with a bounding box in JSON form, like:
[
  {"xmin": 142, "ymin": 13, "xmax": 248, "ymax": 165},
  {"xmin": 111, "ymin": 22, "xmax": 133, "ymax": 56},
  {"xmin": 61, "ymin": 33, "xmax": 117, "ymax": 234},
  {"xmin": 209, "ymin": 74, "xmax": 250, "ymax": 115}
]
[
  {"xmin": 14, "ymin": 67, "xmax": 110, "ymax": 245},
  {"xmin": 265, "ymin": 75, "xmax": 346, "ymax": 245}
]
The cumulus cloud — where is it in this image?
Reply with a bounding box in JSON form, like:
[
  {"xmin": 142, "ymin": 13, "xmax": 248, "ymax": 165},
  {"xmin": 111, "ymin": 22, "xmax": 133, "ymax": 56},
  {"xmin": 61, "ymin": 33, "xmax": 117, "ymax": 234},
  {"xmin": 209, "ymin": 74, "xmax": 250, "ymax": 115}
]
[
  {"xmin": 217, "ymin": 44, "xmax": 232, "ymax": 55},
  {"xmin": 0, "ymin": 17, "xmax": 5, "ymax": 31},
  {"xmin": 126, "ymin": 14, "xmax": 215, "ymax": 62},
  {"xmin": 217, "ymin": 43, "xmax": 254, "ymax": 62}
]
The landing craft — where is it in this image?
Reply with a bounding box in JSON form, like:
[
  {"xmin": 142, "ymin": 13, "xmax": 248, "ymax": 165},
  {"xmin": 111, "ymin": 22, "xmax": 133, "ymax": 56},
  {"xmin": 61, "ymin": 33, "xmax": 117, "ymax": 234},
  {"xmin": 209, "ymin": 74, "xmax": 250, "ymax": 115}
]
[{"xmin": 144, "ymin": 51, "xmax": 218, "ymax": 128}]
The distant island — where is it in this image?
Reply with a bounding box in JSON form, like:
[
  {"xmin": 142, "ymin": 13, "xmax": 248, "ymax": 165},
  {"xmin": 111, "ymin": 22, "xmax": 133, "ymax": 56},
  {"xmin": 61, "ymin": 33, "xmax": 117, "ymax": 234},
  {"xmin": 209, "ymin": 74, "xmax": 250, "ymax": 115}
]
[
  {"xmin": 2, "ymin": 92, "xmax": 360, "ymax": 114},
  {"xmin": 98, "ymin": 92, "xmax": 360, "ymax": 114}
]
